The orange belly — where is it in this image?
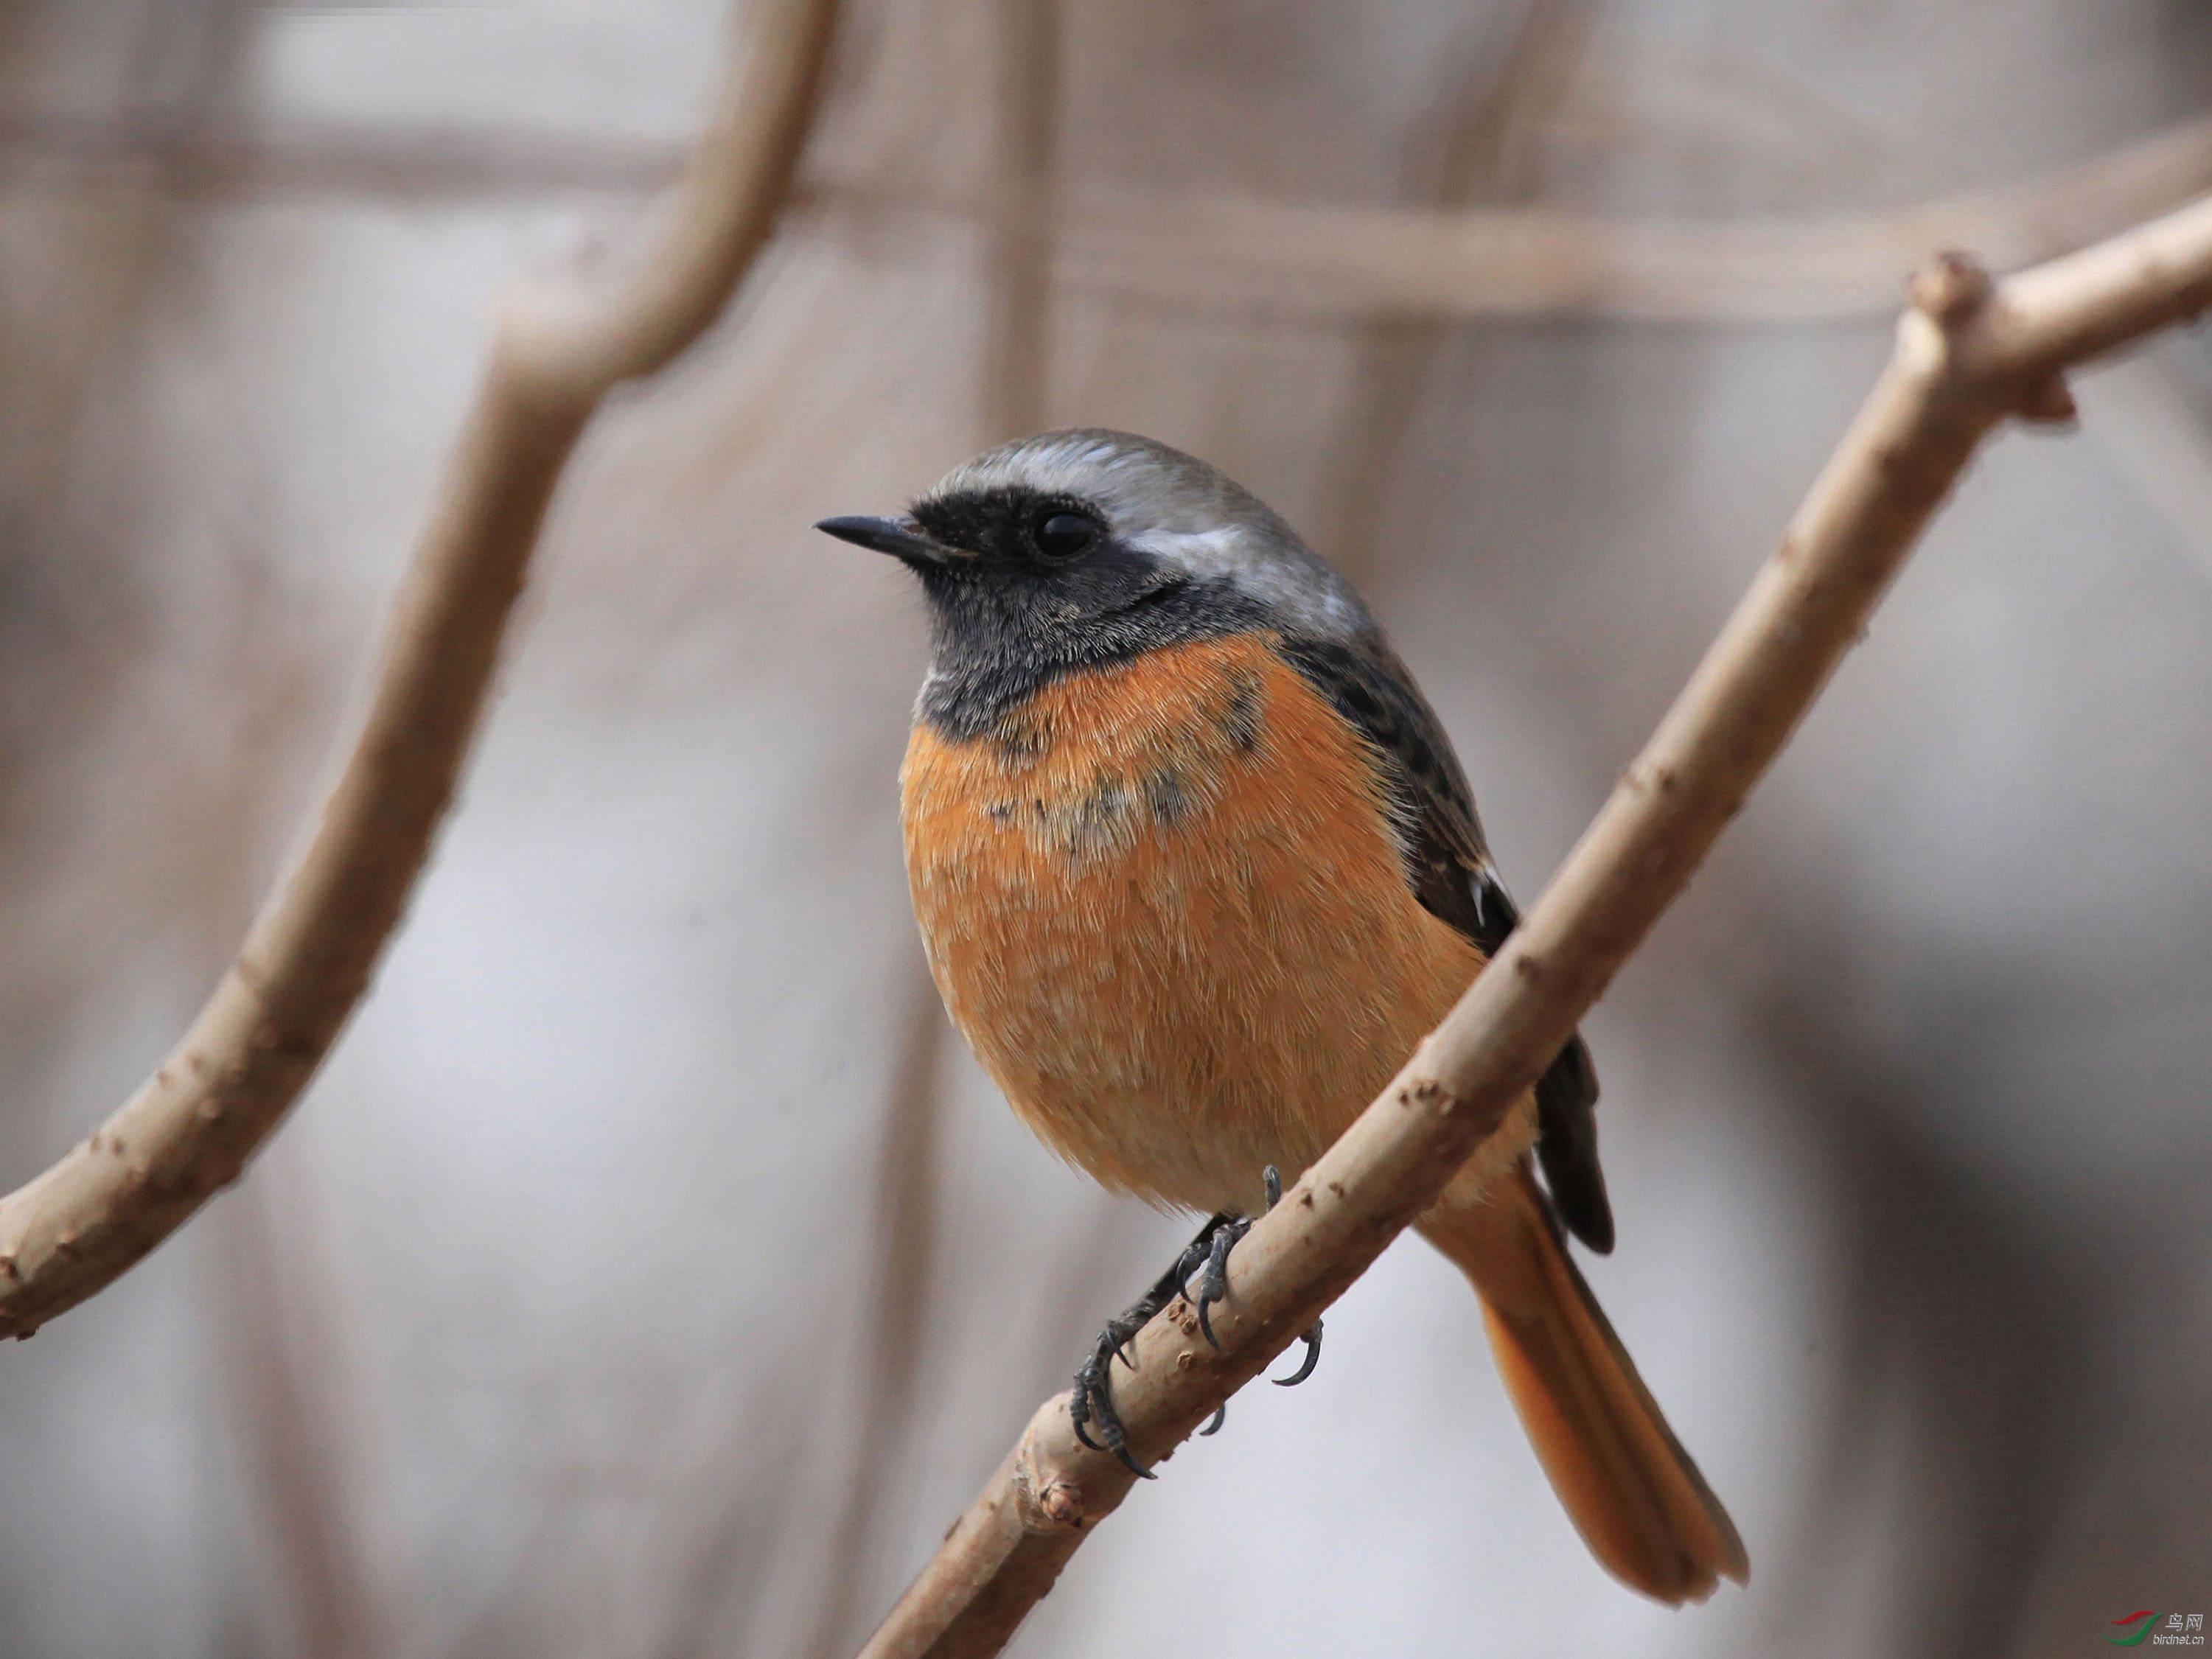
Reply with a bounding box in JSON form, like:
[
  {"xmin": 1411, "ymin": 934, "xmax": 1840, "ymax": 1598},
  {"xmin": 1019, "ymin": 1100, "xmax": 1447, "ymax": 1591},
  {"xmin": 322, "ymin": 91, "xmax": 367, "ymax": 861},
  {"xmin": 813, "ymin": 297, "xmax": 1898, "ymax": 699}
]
[{"xmin": 901, "ymin": 633, "xmax": 1532, "ymax": 1216}]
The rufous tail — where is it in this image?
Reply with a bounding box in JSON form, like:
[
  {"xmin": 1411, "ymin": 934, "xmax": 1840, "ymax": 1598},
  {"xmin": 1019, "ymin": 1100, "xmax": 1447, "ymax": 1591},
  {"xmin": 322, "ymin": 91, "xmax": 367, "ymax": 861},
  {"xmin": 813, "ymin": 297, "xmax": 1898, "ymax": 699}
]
[{"xmin": 1417, "ymin": 1165, "xmax": 1748, "ymax": 1604}]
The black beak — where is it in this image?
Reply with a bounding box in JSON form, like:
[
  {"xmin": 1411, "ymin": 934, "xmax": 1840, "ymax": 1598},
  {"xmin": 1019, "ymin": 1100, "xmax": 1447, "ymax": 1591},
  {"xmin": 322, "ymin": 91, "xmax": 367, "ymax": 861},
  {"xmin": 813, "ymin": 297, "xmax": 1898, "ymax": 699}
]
[{"xmin": 814, "ymin": 514, "xmax": 955, "ymax": 567}]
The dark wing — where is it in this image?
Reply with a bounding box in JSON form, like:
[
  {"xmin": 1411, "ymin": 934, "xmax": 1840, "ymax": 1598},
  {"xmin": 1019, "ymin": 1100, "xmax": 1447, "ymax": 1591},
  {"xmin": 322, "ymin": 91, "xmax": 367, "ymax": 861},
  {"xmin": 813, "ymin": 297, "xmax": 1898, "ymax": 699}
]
[{"xmin": 1277, "ymin": 634, "xmax": 1615, "ymax": 1254}]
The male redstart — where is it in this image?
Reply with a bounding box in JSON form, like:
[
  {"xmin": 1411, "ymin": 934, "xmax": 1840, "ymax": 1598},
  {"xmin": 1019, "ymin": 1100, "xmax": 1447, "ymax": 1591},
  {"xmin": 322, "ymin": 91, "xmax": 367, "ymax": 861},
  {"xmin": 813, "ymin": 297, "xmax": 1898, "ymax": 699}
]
[{"xmin": 818, "ymin": 429, "xmax": 1746, "ymax": 1603}]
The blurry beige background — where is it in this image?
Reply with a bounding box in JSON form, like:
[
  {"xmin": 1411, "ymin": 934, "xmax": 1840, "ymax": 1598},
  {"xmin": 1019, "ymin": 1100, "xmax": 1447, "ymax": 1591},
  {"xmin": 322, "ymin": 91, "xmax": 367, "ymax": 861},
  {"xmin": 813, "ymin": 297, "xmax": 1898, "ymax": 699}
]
[{"xmin": 3, "ymin": 1, "xmax": 2211, "ymax": 1655}]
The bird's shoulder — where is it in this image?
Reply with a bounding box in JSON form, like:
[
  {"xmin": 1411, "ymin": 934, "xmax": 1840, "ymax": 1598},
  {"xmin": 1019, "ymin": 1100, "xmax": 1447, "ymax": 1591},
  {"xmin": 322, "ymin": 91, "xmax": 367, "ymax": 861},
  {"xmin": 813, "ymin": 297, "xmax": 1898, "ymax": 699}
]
[
  {"xmin": 1271, "ymin": 632, "xmax": 1514, "ymax": 954},
  {"xmin": 1271, "ymin": 627, "xmax": 1616, "ymax": 1254}
]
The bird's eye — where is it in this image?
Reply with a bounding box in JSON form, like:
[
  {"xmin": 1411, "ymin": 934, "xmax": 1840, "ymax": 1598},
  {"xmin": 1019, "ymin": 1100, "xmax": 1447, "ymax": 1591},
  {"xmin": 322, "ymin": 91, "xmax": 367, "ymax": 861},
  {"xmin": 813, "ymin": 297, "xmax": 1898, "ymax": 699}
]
[{"xmin": 1032, "ymin": 511, "xmax": 1098, "ymax": 559}]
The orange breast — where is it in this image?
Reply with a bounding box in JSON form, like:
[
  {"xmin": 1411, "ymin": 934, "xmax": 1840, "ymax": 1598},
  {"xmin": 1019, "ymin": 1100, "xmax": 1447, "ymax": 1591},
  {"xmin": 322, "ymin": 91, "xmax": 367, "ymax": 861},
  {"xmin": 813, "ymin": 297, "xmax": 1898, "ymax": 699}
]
[{"xmin": 900, "ymin": 633, "xmax": 1529, "ymax": 1216}]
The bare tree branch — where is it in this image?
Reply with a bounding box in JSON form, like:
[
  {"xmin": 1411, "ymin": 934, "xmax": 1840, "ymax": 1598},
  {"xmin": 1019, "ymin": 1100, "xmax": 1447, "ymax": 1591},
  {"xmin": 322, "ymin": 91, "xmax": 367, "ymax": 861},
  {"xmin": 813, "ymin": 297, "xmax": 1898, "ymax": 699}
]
[
  {"xmin": 855, "ymin": 194, "xmax": 2212, "ymax": 1659},
  {"xmin": 10, "ymin": 109, "xmax": 2212, "ymax": 325},
  {"xmin": 0, "ymin": 112, "xmax": 679, "ymax": 199},
  {"xmin": 1312, "ymin": 0, "xmax": 1590, "ymax": 579},
  {"xmin": 802, "ymin": 968, "xmax": 949, "ymax": 1659},
  {"xmin": 1056, "ymin": 113, "xmax": 2212, "ymax": 322},
  {"xmin": 0, "ymin": 0, "xmax": 844, "ymax": 1341},
  {"xmin": 980, "ymin": 0, "xmax": 1062, "ymax": 443}
]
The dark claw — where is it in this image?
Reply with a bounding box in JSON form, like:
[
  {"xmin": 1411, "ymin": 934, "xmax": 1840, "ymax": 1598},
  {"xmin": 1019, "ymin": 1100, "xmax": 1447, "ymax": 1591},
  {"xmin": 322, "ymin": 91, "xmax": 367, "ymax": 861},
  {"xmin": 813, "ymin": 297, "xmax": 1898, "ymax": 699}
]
[
  {"xmin": 1067, "ymin": 1212, "xmax": 1243, "ymax": 1481},
  {"xmin": 1167, "ymin": 1223, "xmax": 1222, "ymax": 1309},
  {"xmin": 1194, "ymin": 1216, "xmax": 1249, "ymax": 1348},
  {"xmin": 1274, "ymin": 1318, "xmax": 1324, "ymax": 1387},
  {"xmin": 1069, "ymin": 1177, "xmax": 1291, "ymax": 1474},
  {"xmin": 1070, "ymin": 1335, "xmax": 1112, "ymax": 1456},
  {"xmin": 1109, "ymin": 1442, "xmax": 1152, "ymax": 1478},
  {"xmin": 1193, "ymin": 1166, "xmax": 1285, "ymax": 1349},
  {"xmin": 1070, "ymin": 1353, "xmax": 1102, "ymax": 1451},
  {"xmin": 1071, "ymin": 1316, "xmax": 1155, "ymax": 1477},
  {"xmin": 1072, "ymin": 1369, "xmax": 1154, "ymax": 1478}
]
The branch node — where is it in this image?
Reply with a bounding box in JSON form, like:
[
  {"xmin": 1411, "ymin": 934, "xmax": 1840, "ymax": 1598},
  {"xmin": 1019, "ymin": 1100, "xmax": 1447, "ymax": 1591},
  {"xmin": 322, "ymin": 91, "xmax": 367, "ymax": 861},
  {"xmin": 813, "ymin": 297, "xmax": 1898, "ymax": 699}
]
[
  {"xmin": 1394, "ymin": 1079, "xmax": 1452, "ymax": 1125},
  {"xmin": 1036, "ymin": 1479, "xmax": 1085, "ymax": 1527},
  {"xmin": 1012, "ymin": 1414, "xmax": 1091, "ymax": 1534},
  {"xmin": 1909, "ymin": 249, "xmax": 1994, "ymax": 326}
]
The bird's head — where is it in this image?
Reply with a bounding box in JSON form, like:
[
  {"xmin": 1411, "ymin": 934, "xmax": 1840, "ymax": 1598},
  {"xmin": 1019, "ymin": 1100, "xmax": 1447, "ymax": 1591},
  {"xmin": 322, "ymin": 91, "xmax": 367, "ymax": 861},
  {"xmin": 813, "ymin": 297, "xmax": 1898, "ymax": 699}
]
[{"xmin": 817, "ymin": 428, "xmax": 1372, "ymax": 731}]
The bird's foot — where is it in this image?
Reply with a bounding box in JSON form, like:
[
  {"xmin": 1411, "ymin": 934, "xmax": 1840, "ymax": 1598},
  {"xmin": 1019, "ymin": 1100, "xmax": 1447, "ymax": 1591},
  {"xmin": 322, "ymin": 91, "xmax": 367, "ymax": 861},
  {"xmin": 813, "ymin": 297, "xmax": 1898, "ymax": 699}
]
[
  {"xmin": 1070, "ymin": 1307, "xmax": 1157, "ymax": 1478},
  {"xmin": 1199, "ymin": 1317, "xmax": 1322, "ymax": 1431},
  {"xmin": 1191, "ymin": 1167, "xmax": 1327, "ymax": 1429},
  {"xmin": 1070, "ymin": 1212, "xmax": 1233, "ymax": 1478},
  {"xmin": 1193, "ymin": 1164, "xmax": 1280, "ymax": 1347},
  {"xmin": 1070, "ymin": 1165, "xmax": 1325, "ymax": 1464},
  {"xmin": 1274, "ymin": 1318, "xmax": 1324, "ymax": 1386}
]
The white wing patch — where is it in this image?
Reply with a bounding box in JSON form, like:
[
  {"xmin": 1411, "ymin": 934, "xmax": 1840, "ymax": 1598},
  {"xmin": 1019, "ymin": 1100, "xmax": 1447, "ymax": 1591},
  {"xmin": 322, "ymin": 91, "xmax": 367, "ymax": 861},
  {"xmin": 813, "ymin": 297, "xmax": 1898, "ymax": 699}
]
[{"xmin": 1136, "ymin": 525, "xmax": 1364, "ymax": 639}]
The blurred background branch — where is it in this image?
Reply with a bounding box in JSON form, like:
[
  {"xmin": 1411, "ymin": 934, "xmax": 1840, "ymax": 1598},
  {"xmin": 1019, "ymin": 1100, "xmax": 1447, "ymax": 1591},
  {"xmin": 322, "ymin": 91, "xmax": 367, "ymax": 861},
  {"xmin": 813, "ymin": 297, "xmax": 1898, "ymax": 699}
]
[
  {"xmin": 0, "ymin": 0, "xmax": 842, "ymax": 1339},
  {"xmin": 1055, "ymin": 113, "xmax": 2212, "ymax": 321},
  {"xmin": 8, "ymin": 102, "xmax": 2212, "ymax": 323}
]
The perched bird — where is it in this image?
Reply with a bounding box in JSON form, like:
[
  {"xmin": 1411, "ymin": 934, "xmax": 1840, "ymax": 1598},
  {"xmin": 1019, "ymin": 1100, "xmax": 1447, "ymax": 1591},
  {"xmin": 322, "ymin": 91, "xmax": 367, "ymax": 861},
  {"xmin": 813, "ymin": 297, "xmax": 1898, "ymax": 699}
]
[{"xmin": 818, "ymin": 429, "xmax": 1747, "ymax": 1604}]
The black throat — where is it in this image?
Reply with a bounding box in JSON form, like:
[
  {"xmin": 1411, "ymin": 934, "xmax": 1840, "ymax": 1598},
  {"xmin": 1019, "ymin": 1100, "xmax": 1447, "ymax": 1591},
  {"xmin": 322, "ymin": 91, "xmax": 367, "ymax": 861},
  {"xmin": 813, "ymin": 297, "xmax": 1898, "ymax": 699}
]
[
  {"xmin": 903, "ymin": 481, "xmax": 1275, "ymax": 741},
  {"xmin": 912, "ymin": 568, "xmax": 1271, "ymax": 741}
]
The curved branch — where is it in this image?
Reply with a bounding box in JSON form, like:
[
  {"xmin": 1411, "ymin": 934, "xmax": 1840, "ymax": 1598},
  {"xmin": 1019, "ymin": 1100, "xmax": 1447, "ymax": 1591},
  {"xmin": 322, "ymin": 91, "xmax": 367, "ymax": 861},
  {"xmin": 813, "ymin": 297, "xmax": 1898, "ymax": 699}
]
[
  {"xmin": 0, "ymin": 0, "xmax": 844, "ymax": 1342},
  {"xmin": 856, "ymin": 194, "xmax": 2212, "ymax": 1658}
]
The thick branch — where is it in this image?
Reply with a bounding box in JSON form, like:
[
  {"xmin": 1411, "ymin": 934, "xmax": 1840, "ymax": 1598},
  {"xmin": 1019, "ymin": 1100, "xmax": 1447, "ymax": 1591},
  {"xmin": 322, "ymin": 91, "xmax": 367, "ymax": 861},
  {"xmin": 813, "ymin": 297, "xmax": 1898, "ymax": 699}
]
[
  {"xmin": 856, "ymin": 194, "xmax": 2212, "ymax": 1659},
  {"xmin": 0, "ymin": 0, "xmax": 842, "ymax": 1342}
]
